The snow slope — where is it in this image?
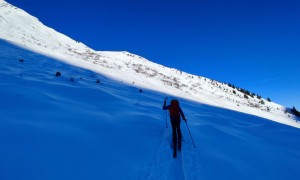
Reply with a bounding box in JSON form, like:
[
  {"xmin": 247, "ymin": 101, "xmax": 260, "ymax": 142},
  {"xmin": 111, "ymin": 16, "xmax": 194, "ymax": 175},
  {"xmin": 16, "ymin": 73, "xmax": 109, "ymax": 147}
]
[
  {"xmin": 0, "ymin": 0, "xmax": 299, "ymax": 128},
  {"xmin": 1, "ymin": 40, "xmax": 300, "ymax": 180},
  {"xmin": 1, "ymin": 3, "xmax": 300, "ymax": 179}
]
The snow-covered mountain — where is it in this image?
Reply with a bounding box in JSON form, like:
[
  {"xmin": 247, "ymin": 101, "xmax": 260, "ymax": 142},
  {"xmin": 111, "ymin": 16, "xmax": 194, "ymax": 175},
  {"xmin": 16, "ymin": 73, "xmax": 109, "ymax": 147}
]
[{"xmin": 0, "ymin": 0, "xmax": 299, "ymax": 128}]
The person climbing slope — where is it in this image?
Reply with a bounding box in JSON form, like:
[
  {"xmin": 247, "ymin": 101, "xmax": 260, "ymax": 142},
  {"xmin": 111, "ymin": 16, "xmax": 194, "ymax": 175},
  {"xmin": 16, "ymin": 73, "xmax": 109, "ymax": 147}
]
[{"xmin": 163, "ymin": 98, "xmax": 186, "ymax": 158}]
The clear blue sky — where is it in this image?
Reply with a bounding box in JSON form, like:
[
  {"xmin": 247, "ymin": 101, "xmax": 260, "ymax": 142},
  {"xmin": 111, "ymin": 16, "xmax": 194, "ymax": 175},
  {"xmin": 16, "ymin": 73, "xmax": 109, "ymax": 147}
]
[{"xmin": 7, "ymin": 0, "xmax": 300, "ymax": 109}]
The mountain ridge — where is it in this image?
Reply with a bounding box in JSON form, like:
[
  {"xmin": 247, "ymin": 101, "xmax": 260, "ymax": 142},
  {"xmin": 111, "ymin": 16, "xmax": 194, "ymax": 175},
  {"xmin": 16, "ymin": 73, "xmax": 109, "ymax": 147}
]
[{"xmin": 0, "ymin": 0, "xmax": 299, "ymax": 128}]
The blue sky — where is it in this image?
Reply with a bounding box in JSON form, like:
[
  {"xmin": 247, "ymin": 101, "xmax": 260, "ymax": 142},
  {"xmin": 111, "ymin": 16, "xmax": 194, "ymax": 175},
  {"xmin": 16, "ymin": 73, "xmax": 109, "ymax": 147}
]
[{"xmin": 7, "ymin": 0, "xmax": 300, "ymax": 109}]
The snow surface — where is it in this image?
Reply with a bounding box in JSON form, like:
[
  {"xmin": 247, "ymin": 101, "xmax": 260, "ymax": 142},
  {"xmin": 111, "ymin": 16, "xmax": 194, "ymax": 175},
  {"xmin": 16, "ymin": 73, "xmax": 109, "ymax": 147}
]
[
  {"xmin": 1, "ymin": 40, "xmax": 300, "ymax": 180},
  {"xmin": 0, "ymin": 0, "xmax": 299, "ymax": 128},
  {"xmin": 1, "ymin": 2, "xmax": 300, "ymax": 179}
]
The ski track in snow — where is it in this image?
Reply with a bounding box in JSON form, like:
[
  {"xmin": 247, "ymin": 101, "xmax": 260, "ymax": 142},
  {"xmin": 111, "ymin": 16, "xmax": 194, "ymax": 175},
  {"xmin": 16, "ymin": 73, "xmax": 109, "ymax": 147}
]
[
  {"xmin": 138, "ymin": 126, "xmax": 207, "ymax": 180},
  {"xmin": 170, "ymin": 150, "xmax": 185, "ymax": 180},
  {"xmin": 138, "ymin": 128, "xmax": 186, "ymax": 180},
  {"xmin": 181, "ymin": 141, "xmax": 206, "ymax": 180},
  {"xmin": 180, "ymin": 125, "xmax": 207, "ymax": 180}
]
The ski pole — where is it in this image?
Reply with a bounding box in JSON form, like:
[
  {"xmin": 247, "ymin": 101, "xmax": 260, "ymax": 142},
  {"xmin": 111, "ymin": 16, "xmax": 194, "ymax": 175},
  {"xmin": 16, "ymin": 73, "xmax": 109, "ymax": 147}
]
[
  {"xmin": 185, "ymin": 121, "xmax": 196, "ymax": 148},
  {"xmin": 164, "ymin": 97, "xmax": 168, "ymax": 128},
  {"xmin": 165, "ymin": 111, "xmax": 168, "ymax": 128}
]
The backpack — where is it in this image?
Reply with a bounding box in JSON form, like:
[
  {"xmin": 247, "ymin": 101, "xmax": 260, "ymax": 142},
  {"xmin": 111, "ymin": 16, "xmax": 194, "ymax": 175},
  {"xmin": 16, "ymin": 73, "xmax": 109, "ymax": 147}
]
[{"xmin": 169, "ymin": 100, "xmax": 180, "ymax": 118}]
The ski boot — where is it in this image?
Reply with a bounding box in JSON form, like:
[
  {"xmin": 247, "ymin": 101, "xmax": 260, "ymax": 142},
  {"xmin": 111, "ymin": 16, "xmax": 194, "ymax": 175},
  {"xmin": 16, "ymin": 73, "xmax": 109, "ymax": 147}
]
[{"xmin": 173, "ymin": 149, "xmax": 177, "ymax": 158}]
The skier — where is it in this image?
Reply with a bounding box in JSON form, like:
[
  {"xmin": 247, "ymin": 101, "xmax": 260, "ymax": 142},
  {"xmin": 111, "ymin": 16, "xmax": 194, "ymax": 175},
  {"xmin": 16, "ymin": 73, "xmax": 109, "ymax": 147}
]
[{"xmin": 163, "ymin": 98, "xmax": 186, "ymax": 158}]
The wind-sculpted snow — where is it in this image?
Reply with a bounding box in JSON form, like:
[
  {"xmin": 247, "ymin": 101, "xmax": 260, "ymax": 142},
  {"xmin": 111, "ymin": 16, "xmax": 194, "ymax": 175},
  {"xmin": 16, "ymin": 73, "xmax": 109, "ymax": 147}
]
[{"xmin": 1, "ymin": 41, "xmax": 300, "ymax": 180}]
